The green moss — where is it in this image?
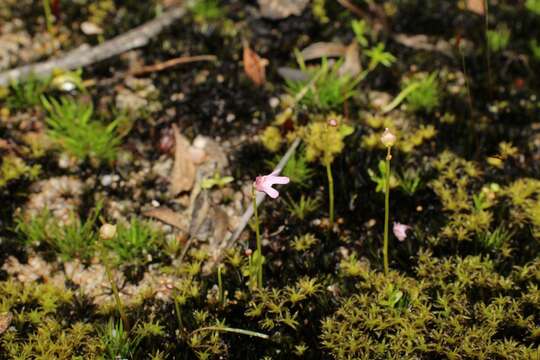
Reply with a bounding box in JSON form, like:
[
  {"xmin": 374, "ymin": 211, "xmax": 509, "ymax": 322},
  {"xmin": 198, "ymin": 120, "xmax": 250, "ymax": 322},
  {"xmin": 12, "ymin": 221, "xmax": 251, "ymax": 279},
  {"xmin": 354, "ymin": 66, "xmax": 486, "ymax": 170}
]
[
  {"xmin": 403, "ymin": 72, "xmax": 440, "ymax": 113},
  {"xmin": 303, "ymin": 115, "xmax": 354, "ymax": 165},
  {"xmin": 260, "ymin": 126, "xmax": 283, "ymax": 152},
  {"xmin": 322, "ymin": 252, "xmax": 540, "ymax": 359},
  {"xmin": 104, "ymin": 218, "xmax": 163, "ymax": 266},
  {"xmin": 0, "ymin": 155, "xmax": 41, "ymax": 188}
]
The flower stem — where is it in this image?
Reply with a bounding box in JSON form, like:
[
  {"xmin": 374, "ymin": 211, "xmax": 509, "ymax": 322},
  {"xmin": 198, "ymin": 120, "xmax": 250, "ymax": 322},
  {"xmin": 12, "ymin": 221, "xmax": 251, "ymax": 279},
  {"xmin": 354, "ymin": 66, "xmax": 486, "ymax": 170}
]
[
  {"xmin": 174, "ymin": 298, "xmax": 183, "ymax": 329},
  {"xmin": 252, "ymin": 187, "xmax": 262, "ymax": 288},
  {"xmin": 325, "ymin": 161, "xmax": 334, "ymax": 227},
  {"xmin": 383, "ymin": 147, "xmax": 392, "ymax": 276},
  {"xmin": 42, "ymin": 0, "xmax": 54, "ymax": 34},
  {"xmin": 218, "ymin": 264, "xmax": 224, "ymax": 305},
  {"xmin": 103, "ymin": 253, "xmax": 129, "ymax": 331}
]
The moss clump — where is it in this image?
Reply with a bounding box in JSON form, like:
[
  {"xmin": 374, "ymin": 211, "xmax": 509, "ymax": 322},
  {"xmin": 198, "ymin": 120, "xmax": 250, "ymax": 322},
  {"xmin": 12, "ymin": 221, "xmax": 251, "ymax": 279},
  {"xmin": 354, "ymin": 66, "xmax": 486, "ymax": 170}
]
[
  {"xmin": 260, "ymin": 126, "xmax": 283, "ymax": 152},
  {"xmin": 430, "ymin": 151, "xmax": 491, "ymax": 243},
  {"xmin": 0, "ymin": 155, "xmax": 41, "ymax": 188},
  {"xmin": 503, "ymin": 178, "xmax": 540, "ymax": 239},
  {"xmin": 321, "ymin": 251, "xmax": 540, "ymax": 359},
  {"xmin": 303, "ymin": 115, "xmax": 354, "ymax": 166}
]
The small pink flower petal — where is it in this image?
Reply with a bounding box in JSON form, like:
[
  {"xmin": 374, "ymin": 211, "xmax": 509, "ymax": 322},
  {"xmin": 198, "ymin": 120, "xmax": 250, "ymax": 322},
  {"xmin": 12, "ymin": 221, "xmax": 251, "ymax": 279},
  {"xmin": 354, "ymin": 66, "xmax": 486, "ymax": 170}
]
[
  {"xmin": 254, "ymin": 172, "xmax": 289, "ymax": 198},
  {"xmin": 393, "ymin": 222, "xmax": 411, "ymax": 242},
  {"xmin": 268, "ymin": 176, "xmax": 289, "ymax": 185},
  {"xmin": 262, "ymin": 186, "xmax": 279, "ymax": 199}
]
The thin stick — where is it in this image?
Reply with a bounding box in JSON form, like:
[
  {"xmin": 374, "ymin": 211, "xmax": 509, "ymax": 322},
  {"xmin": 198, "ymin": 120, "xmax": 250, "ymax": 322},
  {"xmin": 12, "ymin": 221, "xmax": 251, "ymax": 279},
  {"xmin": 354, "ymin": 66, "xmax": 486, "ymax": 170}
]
[
  {"xmin": 130, "ymin": 55, "xmax": 217, "ymax": 76},
  {"xmin": 191, "ymin": 326, "xmax": 269, "ymax": 340},
  {"xmin": 0, "ymin": 5, "xmax": 187, "ymax": 86}
]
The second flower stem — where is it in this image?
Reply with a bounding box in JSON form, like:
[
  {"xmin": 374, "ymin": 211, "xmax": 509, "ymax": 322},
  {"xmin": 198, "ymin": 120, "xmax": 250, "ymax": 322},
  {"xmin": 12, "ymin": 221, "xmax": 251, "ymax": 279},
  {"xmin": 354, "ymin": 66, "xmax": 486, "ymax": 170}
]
[
  {"xmin": 326, "ymin": 161, "xmax": 334, "ymax": 227},
  {"xmin": 383, "ymin": 147, "xmax": 392, "ymax": 276},
  {"xmin": 42, "ymin": 0, "xmax": 54, "ymax": 33},
  {"xmin": 252, "ymin": 188, "xmax": 262, "ymax": 288},
  {"xmin": 103, "ymin": 253, "xmax": 129, "ymax": 331}
]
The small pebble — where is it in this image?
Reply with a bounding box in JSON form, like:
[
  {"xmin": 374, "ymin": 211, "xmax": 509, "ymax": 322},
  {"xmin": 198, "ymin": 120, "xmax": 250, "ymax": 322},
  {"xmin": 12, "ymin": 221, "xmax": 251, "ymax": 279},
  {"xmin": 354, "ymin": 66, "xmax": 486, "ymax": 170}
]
[{"xmin": 269, "ymin": 97, "xmax": 280, "ymax": 108}]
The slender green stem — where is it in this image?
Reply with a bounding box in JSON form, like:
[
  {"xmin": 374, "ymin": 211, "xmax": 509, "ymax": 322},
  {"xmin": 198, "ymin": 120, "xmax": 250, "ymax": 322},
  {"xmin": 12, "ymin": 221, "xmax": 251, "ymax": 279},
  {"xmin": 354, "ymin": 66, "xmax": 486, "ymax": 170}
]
[
  {"xmin": 381, "ymin": 82, "xmax": 420, "ymax": 114},
  {"xmin": 325, "ymin": 161, "xmax": 334, "ymax": 227},
  {"xmin": 252, "ymin": 188, "xmax": 262, "ymax": 288},
  {"xmin": 191, "ymin": 326, "xmax": 269, "ymax": 339},
  {"xmin": 103, "ymin": 253, "xmax": 129, "ymax": 331},
  {"xmin": 383, "ymin": 147, "xmax": 392, "ymax": 276},
  {"xmin": 484, "ymin": 0, "xmax": 492, "ymax": 96},
  {"xmin": 42, "ymin": 0, "xmax": 54, "ymax": 34},
  {"xmin": 174, "ymin": 298, "xmax": 183, "ymax": 329},
  {"xmin": 218, "ymin": 264, "xmax": 224, "ymax": 304}
]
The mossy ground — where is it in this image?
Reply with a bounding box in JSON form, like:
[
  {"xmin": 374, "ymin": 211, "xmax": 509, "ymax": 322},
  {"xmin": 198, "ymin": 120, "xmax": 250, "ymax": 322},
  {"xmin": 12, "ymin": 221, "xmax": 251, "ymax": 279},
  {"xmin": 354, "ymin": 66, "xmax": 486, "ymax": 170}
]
[{"xmin": 0, "ymin": 0, "xmax": 539, "ymax": 359}]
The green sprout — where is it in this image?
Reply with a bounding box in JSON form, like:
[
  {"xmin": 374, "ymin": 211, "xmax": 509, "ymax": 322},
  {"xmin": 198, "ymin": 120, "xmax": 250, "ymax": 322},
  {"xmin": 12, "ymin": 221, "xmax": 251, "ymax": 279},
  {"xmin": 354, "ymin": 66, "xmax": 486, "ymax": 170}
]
[
  {"xmin": 201, "ymin": 172, "xmax": 234, "ymax": 190},
  {"xmin": 365, "ymin": 43, "xmax": 396, "ymax": 70},
  {"xmin": 189, "ymin": 0, "xmax": 223, "ymax": 23},
  {"xmin": 351, "ymin": 19, "xmax": 369, "ymax": 47},
  {"xmin": 285, "ymin": 194, "xmax": 320, "ymax": 220},
  {"xmin": 530, "ymin": 39, "xmax": 540, "ymax": 61},
  {"xmin": 404, "ymin": 72, "xmax": 440, "ymax": 113},
  {"xmin": 526, "ymin": 0, "xmax": 540, "ymax": 15},
  {"xmin": 487, "ymin": 25, "xmax": 510, "ymax": 53},
  {"xmin": 41, "ymin": 96, "xmax": 126, "ymax": 165},
  {"xmin": 286, "ymin": 54, "xmax": 364, "ymax": 111},
  {"xmin": 7, "ymin": 76, "xmax": 50, "ymax": 110}
]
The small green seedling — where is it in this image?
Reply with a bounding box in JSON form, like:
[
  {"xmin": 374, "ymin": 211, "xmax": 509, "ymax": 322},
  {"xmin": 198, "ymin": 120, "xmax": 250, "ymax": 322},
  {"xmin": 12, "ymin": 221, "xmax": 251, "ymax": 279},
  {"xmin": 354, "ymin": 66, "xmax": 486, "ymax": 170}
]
[
  {"xmin": 286, "ymin": 54, "xmax": 363, "ymax": 111},
  {"xmin": 487, "ymin": 25, "xmax": 510, "ymax": 52},
  {"xmin": 285, "ymin": 194, "xmax": 319, "ymax": 220},
  {"xmin": 42, "ymin": 96, "xmax": 126, "ymax": 165},
  {"xmin": 201, "ymin": 172, "xmax": 234, "ymax": 189}
]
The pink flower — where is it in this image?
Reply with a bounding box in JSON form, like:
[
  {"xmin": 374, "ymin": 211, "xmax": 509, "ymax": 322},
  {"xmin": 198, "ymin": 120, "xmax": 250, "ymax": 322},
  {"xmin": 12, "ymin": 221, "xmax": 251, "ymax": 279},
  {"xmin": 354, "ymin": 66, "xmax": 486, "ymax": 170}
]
[
  {"xmin": 254, "ymin": 171, "xmax": 290, "ymax": 199},
  {"xmin": 393, "ymin": 222, "xmax": 411, "ymax": 242}
]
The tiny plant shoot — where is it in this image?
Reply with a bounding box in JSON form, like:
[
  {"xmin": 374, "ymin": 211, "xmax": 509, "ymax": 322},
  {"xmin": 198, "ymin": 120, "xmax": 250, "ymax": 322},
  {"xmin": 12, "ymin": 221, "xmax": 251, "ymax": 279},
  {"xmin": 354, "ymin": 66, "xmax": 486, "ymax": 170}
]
[
  {"xmin": 252, "ymin": 171, "xmax": 290, "ymax": 288},
  {"xmin": 380, "ymin": 128, "xmax": 396, "ymax": 275}
]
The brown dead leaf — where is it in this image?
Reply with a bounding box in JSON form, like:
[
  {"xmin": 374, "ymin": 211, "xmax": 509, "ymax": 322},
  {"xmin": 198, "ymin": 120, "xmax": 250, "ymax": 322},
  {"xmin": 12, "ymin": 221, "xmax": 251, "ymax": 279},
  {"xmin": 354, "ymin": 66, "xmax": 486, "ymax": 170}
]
[
  {"xmin": 466, "ymin": 0, "xmax": 485, "ymax": 15},
  {"xmin": 170, "ymin": 124, "xmax": 196, "ymax": 194},
  {"xmin": 258, "ymin": 0, "xmax": 310, "ymax": 19},
  {"xmin": 0, "ymin": 312, "xmax": 12, "ymax": 335},
  {"xmin": 339, "ymin": 42, "xmax": 361, "ymax": 77},
  {"xmin": 300, "ymin": 42, "xmax": 347, "ymax": 61},
  {"xmin": 144, "ymin": 207, "xmax": 188, "ymax": 232},
  {"xmin": 243, "ymin": 44, "xmax": 268, "ymax": 86}
]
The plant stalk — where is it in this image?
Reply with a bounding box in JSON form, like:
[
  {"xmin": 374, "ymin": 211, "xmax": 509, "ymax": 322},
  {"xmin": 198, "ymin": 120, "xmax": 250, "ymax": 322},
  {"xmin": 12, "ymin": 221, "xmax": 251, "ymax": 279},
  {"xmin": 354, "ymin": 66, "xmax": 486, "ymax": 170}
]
[
  {"xmin": 42, "ymin": 0, "xmax": 54, "ymax": 34},
  {"xmin": 103, "ymin": 254, "xmax": 129, "ymax": 331},
  {"xmin": 252, "ymin": 187, "xmax": 262, "ymax": 288},
  {"xmin": 218, "ymin": 264, "xmax": 224, "ymax": 304},
  {"xmin": 326, "ymin": 161, "xmax": 335, "ymax": 227},
  {"xmin": 383, "ymin": 147, "xmax": 392, "ymax": 276}
]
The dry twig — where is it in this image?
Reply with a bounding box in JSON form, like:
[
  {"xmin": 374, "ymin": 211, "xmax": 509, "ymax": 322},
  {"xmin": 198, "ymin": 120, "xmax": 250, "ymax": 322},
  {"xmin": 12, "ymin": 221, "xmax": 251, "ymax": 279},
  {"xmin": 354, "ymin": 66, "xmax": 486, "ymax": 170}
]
[{"xmin": 0, "ymin": 5, "xmax": 186, "ymax": 86}]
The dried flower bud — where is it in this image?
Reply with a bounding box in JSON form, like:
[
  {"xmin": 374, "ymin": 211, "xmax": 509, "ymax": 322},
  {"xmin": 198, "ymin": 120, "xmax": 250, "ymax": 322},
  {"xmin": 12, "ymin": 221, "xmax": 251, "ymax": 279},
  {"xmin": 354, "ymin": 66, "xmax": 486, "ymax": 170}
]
[
  {"xmin": 99, "ymin": 223, "xmax": 117, "ymax": 240},
  {"xmin": 381, "ymin": 128, "xmax": 396, "ymax": 147}
]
